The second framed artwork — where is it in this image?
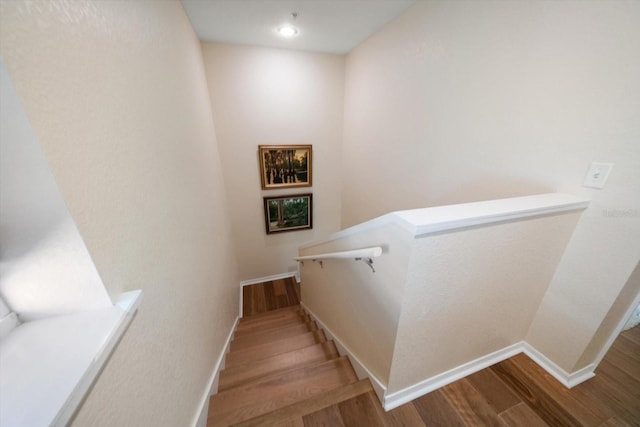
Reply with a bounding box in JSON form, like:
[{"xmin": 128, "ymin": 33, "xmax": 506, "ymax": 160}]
[
  {"xmin": 259, "ymin": 145, "xmax": 312, "ymax": 190},
  {"xmin": 264, "ymin": 194, "xmax": 312, "ymax": 234}
]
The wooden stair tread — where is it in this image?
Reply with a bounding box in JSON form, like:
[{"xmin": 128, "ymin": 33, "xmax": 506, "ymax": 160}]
[
  {"xmin": 219, "ymin": 341, "xmax": 340, "ymax": 392},
  {"xmin": 236, "ymin": 312, "xmax": 308, "ymax": 336},
  {"xmin": 231, "ymin": 380, "xmax": 373, "ymax": 427},
  {"xmin": 225, "ymin": 330, "xmax": 326, "ymax": 368},
  {"xmin": 238, "ymin": 305, "xmax": 303, "ymax": 325},
  {"xmin": 234, "ymin": 315, "xmax": 310, "ymax": 339},
  {"xmin": 231, "ymin": 321, "xmax": 318, "ymax": 352},
  {"xmin": 238, "ymin": 311, "xmax": 305, "ymax": 329},
  {"xmin": 208, "ymin": 356, "xmax": 358, "ymax": 427}
]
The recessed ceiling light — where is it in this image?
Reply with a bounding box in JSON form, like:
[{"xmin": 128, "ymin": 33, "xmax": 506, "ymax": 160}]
[
  {"xmin": 277, "ymin": 25, "xmax": 298, "ymax": 38},
  {"xmin": 276, "ymin": 12, "xmax": 299, "ymax": 39}
]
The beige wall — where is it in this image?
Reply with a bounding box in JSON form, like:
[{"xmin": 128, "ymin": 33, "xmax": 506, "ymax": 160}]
[
  {"xmin": 1, "ymin": 58, "xmax": 112, "ymax": 321},
  {"xmin": 343, "ymin": 0, "xmax": 640, "ymax": 373},
  {"xmin": 388, "ymin": 212, "xmax": 580, "ymax": 393},
  {"xmin": 299, "ymin": 222, "xmax": 413, "ymax": 384},
  {"xmin": 298, "ymin": 201, "xmax": 584, "ymax": 396},
  {"xmin": 201, "ymin": 43, "xmax": 344, "ymax": 281},
  {"xmin": 574, "ymin": 261, "xmax": 640, "ymax": 368},
  {"xmin": 0, "ymin": 1, "xmax": 238, "ymax": 426}
]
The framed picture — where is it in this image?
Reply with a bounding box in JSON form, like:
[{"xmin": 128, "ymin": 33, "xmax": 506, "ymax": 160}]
[
  {"xmin": 259, "ymin": 145, "xmax": 312, "ymax": 189},
  {"xmin": 264, "ymin": 194, "xmax": 313, "ymax": 234}
]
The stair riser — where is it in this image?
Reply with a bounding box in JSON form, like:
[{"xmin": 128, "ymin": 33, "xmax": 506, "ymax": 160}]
[
  {"xmin": 236, "ymin": 313, "xmax": 308, "ymax": 334},
  {"xmin": 231, "ymin": 322, "xmax": 318, "ymax": 352},
  {"xmin": 234, "ymin": 314, "xmax": 310, "ymax": 338},
  {"xmin": 225, "ymin": 331, "xmax": 326, "ymax": 368},
  {"xmin": 238, "ymin": 308, "xmax": 304, "ymax": 326}
]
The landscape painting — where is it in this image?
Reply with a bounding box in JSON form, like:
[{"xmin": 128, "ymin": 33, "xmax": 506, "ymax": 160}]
[
  {"xmin": 259, "ymin": 145, "xmax": 312, "ymax": 189},
  {"xmin": 264, "ymin": 194, "xmax": 312, "ymax": 234}
]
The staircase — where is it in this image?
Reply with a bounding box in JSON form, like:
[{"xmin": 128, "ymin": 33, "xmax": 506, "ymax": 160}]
[{"xmin": 206, "ymin": 305, "xmax": 377, "ymax": 426}]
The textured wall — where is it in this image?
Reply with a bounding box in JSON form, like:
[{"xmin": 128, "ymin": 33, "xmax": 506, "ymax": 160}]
[
  {"xmin": 574, "ymin": 261, "xmax": 640, "ymax": 368},
  {"xmin": 342, "ymin": 0, "xmax": 640, "ymax": 374},
  {"xmin": 201, "ymin": 43, "xmax": 344, "ymax": 281},
  {"xmin": 1, "ymin": 59, "xmax": 112, "ymax": 321},
  {"xmin": 388, "ymin": 213, "xmax": 580, "ymax": 393},
  {"xmin": 299, "ymin": 222, "xmax": 413, "ymax": 384},
  {"xmin": 0, "ymin": 1, "xmax": 238, "ymax": 426}
]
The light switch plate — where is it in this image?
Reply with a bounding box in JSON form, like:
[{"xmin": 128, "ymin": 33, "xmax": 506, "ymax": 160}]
[{"xmin": 583, "ymin": 162, "xmax": 614, "ymax": 189}]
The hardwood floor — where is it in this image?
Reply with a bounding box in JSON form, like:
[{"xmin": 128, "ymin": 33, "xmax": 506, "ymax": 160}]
[
  {"xmin": 242, "ymin": 277, "xmax": 301, "ymax": 316},
  {"xmin": 382, "ymin": 329, "xmax": 640, "ymax": 427},
  {"xmin": 238, "ymin": 281, "xmax": 640, "ymax": 426}
]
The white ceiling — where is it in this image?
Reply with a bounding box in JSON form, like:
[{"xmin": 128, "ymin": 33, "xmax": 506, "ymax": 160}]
[{"xmin": 181, "ymin": 0, "xmax": 416, "ymax": 54}]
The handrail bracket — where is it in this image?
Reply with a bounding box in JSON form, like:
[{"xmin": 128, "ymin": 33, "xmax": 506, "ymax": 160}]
[
  {"xmin": 355, "ymin": 257, "xmax": 375, "ymax": 273},
  {"xmin": 295, "ymin": 246, "xmax": 382, "ymax": 275}
]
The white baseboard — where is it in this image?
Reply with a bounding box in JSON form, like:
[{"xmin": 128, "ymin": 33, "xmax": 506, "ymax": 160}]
[
  {"xmin": 383, "ymin": 342, "xmax": 523, "ymax": 411},
  {"xmin": 521, "ymin": 342, "xmax": 595, "ymax": 388},
  {"xmin": 192, "ymin": 316, "xmax": 239, "ymax": 427},
  {"xmin": 301, "ymin": 303, "xmax": 388, "ymax": 404},
  {"xmin": 298, "ymin": 305, "xmax": 596, "ymax": 411},
  {"xmin": 380, "ymin": 341, "xmax": 595, "ymax": 412},
  {"xmin": 239, "ymin": 272, "xmax": 298, "ymax": 287}
]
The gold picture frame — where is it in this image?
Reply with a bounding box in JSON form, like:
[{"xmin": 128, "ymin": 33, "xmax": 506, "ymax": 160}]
[{"xmin": 259, "ymin": 145, "xmax": 312, "ymax": 189}]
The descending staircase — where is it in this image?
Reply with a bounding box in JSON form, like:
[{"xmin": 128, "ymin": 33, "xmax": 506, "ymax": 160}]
[{"xmin": 207, "ymin": 305, "xmax": 377, "ymax": 426}]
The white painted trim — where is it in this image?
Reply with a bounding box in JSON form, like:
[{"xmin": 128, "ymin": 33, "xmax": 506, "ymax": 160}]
[
  {"xmin": 300, "ymin": 193, "xmax": 589, "ymax": 250},
  {"xmin": 290, "ymin": 336, "xmax": 596, "ymax": 412},
  {"xmin": 383, "ymin": 342, "xmax": 523, "ymax": 411},
  {"xmin": 403, "ymin": 194, "xmax": 589, "ymax": 237},
  {"xmin": 1, "ymin": 290, "xmax": 142, "ymax": 427},
  {"xmin": 300, "ymin": 303, "xmax": 599, "ymax": 410},
  {"xmin": 239, "ymin": 272, "xmax": 297, "ymax": 287},
  {"xmin": 521, "ymin": 343, "xmax": 595, "ymax": 388},
  {"xmin": 192, "ymin": 316, "xmax": 239, "ymax": 427},
  {"xmin": 301, "ymin": 303, "xmax": 387, "ymax": 404},
  {"xmin": 54, "ymin": 290, "xmax": 143, "ymax": 426}
]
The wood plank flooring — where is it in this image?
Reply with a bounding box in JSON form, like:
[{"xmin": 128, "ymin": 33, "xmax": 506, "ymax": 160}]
[
  {"xmin": 239, "ymin": 281, "xmax": 640, "ymax": 426},
  {"xmin": 243, "ymin": 277, "xmax": 301, "ymax": 316}
]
